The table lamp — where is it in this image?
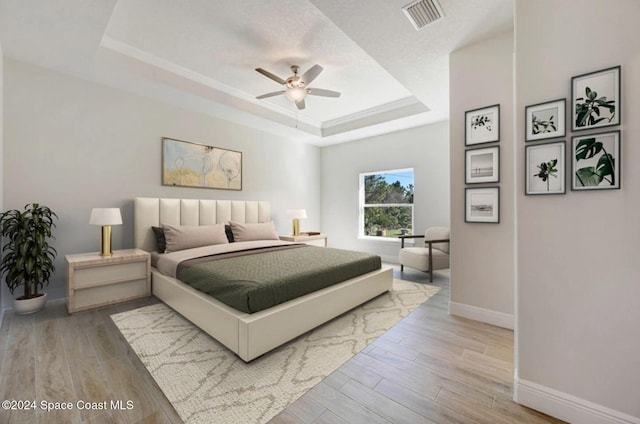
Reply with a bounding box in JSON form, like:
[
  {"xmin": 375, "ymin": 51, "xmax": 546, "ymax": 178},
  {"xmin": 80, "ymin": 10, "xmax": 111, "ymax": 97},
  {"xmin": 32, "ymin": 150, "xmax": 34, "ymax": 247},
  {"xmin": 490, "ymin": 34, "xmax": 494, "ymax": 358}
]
[
  {"xmin": 286, "ymin": 209, "xmax": 307, "ymax": 236},
  {"xmin": 89, "ymin": 208, "xmax": 122, "ymax": 256}
]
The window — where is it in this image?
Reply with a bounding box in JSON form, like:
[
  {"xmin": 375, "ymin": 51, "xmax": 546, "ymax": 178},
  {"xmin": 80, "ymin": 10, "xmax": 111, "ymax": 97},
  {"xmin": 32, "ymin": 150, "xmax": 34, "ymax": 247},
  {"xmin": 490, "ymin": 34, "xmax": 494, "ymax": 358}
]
[{"xmin": 359, "ymin": 168, "xmax": 414, "ymax": 239}]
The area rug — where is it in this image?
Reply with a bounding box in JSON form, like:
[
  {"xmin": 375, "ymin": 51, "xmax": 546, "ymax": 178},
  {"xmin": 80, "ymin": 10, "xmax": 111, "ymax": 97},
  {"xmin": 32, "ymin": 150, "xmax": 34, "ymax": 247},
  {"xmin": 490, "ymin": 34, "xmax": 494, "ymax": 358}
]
[{"xmin": 110, "ymin": 279, "xmax": 439, "ymax": 424}]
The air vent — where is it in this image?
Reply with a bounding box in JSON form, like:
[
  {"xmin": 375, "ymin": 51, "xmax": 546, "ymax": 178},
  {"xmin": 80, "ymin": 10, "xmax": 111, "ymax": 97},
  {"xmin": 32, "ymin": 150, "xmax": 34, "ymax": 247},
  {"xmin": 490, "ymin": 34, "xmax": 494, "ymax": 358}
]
[{"xmin": 402, "ymin": 0, "xmax": 444, "ymax": 30}]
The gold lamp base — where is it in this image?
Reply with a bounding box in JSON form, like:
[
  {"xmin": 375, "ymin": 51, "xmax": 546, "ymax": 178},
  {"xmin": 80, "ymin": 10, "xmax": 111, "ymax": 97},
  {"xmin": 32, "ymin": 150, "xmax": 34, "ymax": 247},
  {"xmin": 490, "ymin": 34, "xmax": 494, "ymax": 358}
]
[
  {"xmin": 292, "ymin": 218, "xmax": 301, "ymax": 236},
  {"xmin": 100, "ymin": 225, "xmax": 113, "ymax": 256}
]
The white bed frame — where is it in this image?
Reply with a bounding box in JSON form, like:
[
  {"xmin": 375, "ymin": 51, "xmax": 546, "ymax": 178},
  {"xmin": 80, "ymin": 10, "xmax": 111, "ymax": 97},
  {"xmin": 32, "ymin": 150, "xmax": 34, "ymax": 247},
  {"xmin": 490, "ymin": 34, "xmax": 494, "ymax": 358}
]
[{"xmin": 134, "ymin": 197, "xmax": 393, "ymax": 362}]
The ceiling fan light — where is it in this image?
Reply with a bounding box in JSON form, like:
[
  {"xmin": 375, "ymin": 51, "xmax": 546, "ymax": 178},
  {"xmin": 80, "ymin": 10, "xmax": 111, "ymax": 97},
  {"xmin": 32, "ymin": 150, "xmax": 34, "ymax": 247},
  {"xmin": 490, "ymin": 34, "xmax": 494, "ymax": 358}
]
[{"xmin": 285, "ymin": 87, "xmax": 306, "ymax": 102}]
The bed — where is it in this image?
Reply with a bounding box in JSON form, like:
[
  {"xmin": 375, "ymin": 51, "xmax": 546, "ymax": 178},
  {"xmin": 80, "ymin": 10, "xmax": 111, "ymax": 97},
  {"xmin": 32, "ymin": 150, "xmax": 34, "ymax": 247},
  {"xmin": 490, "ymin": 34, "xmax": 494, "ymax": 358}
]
[{"xmin": 134, "ymin": 197, "xmax": 393, "ymax": 362}]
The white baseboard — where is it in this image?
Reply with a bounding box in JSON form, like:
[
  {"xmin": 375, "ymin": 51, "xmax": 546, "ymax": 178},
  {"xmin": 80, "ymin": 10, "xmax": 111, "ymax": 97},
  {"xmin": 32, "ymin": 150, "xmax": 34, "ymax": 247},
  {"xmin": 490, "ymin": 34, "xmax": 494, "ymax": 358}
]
[
  {"xmin": 515, "ymin": 378, "xmax": 640, "ymax": 424},
  {"xmin": 448, "ymin": 301, "xmax": 514, "ymax": 330}
]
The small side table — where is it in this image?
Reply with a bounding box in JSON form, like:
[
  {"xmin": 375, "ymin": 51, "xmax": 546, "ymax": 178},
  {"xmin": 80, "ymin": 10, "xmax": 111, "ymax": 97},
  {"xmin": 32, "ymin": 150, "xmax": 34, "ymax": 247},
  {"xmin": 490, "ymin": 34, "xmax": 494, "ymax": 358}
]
[
  {"xmin": 279, "ymin": 233, "xmax": 328, "ymax": 247},
  {"xmin": 66, "ymin": 248, "xmax": 151, "ymax": 313}
]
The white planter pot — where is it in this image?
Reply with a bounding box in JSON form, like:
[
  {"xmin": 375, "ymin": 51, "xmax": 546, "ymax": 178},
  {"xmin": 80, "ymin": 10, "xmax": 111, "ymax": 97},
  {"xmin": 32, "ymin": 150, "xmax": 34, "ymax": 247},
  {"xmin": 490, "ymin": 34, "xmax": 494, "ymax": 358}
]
[{"xmin": 13, "ymin": 293, "xmax": 48, "ymax": 315}]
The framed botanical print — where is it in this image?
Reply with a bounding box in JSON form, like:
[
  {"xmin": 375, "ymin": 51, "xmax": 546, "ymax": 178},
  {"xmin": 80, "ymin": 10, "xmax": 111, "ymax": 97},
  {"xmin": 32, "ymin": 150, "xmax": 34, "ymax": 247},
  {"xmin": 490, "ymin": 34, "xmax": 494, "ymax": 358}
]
[
  {"xmin": 525, "ymin": 99, "xmax": 566, "ymax": 141},
  {"xmin": 465, "ymin": 146, "xmax": 499, "ymax": 184},
  {"xmin": 571, "ymin": 131, "xmax": 620, "ymax": 190},
  {"xmin": 465, "ymin": 187, "xmax": 500, "ymax": 223},
  {"xmin": 525, "ymin": 141, "xmax": 566, "ymax": 195},
  {"xmin": 162, "ymin": 137, "xmax": 242, "ymax": 190},
  {"xmin": 465, "ymin": 104, "xmax": 500, "ymax": 145},
  {"xmin": 572, "ymin": 66, "xmax": 620, "ymax": 131}
]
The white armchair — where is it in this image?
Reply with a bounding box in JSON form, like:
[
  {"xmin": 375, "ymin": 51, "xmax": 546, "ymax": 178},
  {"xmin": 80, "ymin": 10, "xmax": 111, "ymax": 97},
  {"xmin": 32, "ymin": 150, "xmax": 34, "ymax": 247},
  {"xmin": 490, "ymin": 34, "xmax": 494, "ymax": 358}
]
[{"xmin": 398, "ymin": 227, "xmax": 450, "ymax": 282}]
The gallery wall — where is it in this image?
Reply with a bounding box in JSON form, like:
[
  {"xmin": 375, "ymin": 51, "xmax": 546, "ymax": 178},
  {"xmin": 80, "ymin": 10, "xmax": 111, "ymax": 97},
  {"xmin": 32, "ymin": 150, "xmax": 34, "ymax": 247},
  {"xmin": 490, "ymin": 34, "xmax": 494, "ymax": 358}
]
[
  {"xmin": 449, "ymin": 31, "xmax": 515, "ymax": 328},
  {"xmin": 514, "ymin": 0, "xmax": 640, "ymax": 421},
  {"xmin": 2, "ymin": 59, "xmax": 322, "ymax": 308},
  {"xmin": 320, "ymin": 121, "xmax": 450, "ymax": 262}
]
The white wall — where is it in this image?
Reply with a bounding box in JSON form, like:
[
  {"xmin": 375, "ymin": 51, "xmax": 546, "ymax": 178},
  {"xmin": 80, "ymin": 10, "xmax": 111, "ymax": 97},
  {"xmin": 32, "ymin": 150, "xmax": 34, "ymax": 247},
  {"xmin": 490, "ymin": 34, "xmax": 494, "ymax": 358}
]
[
  {"xmin": 3, "ymin": 59, "xmax": 321, "ymax": 304},
  {"xmin": 320, "ymin": 121, "xmax": 449, "ymax": 262},
  {"xmin": 449, "ymin": 31, "xmax": 515, "ymax": 329},
  {"xmin": 515, "ymin": 1, "xmax": 640, "ymax": 421},
  {"xmin": 0, "ymin": 41, "xmax": 5, "ymax": 315}
]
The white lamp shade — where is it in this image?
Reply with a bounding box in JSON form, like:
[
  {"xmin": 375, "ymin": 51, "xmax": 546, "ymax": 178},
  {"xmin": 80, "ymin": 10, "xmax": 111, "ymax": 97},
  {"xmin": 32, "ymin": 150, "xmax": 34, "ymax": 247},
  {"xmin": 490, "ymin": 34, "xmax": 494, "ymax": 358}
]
[
  {"xmin": 90, "ymin": 208, "xmax": 122, "ymax": 226},
  {"xmin": 286, "ymin": 209, "xmax": 307, "ymax": 219}
]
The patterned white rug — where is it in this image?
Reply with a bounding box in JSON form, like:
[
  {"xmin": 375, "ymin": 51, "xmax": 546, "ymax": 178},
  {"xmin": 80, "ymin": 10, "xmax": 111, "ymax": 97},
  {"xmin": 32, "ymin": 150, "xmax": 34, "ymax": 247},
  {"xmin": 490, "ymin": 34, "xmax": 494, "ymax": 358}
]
[{"xmin": 111, "ymin": 279, "xmax": 439, "ymax": 424}]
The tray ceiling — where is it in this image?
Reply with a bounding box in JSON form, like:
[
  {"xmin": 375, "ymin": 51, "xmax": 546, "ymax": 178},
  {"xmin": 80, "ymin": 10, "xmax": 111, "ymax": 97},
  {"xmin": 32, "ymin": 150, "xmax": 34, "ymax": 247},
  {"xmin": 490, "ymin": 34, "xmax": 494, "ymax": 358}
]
[{"xmin": 0, "ymin": 0, "xmax": 513, "ymax": 145}]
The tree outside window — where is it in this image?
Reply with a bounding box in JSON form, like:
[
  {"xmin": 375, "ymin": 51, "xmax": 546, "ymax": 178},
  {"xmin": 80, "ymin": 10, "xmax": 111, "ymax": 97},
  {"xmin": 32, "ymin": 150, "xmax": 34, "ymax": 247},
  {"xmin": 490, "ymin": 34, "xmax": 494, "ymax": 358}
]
[{"xmin": 360, "ymin": 169, "xmax": 414, "ymax": 238}]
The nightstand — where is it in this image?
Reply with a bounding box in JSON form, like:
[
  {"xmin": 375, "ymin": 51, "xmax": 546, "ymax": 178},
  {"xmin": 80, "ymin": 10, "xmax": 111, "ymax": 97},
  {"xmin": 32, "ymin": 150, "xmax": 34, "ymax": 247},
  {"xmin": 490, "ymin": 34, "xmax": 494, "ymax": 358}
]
[
  {"xmin": 279, "ymin": 233, "xmax": 328, "ymax": 247},
  {"xmin": 66, "ymin": 248, "xmax": 151, "ymax": 313}
]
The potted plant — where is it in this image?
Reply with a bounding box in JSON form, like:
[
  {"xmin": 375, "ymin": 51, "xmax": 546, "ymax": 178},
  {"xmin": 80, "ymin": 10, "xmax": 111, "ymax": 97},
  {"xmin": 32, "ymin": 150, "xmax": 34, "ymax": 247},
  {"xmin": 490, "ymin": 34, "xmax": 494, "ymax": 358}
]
[{"xmin": 0, "ymin": 203, "xmax": 58, "ymax": 314}]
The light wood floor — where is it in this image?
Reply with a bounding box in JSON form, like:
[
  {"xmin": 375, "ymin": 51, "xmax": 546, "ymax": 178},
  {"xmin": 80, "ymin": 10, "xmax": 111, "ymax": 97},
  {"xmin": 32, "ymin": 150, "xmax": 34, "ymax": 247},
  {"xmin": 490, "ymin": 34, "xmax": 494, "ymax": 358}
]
[{"xmin": 0, "ymin": 266, "xmax": 565, "ymax": 424}]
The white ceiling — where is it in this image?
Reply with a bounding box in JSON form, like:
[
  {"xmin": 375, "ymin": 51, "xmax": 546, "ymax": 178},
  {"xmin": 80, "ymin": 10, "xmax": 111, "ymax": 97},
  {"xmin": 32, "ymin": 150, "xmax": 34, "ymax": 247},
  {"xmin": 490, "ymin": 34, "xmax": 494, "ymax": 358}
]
[{"xmin": 0, "ymin": 0, "xmax": 513, "ymax": 146}]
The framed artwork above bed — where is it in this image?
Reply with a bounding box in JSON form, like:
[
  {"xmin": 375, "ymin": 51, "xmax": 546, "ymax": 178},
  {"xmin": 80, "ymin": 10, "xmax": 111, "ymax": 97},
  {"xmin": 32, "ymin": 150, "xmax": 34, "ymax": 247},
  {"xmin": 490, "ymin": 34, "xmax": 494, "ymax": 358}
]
[{"xmin": 162, "ymin": 137, "xmax": 242, "ymax": 190}]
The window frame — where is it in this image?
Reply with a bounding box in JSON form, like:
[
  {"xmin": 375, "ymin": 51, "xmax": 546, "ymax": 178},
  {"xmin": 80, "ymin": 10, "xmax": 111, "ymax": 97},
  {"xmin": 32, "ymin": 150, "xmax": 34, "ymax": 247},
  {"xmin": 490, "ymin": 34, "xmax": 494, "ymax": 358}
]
[{"xmin": 358, "ymin": 168, "xmax": 415, "ymax": 242}]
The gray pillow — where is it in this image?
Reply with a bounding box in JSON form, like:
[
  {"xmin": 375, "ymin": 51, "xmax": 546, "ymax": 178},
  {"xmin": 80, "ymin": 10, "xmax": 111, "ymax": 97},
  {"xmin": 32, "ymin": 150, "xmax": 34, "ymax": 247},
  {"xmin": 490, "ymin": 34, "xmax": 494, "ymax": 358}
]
[
  {"xmin": 229, "ymin": 221, "xmax": 279, "ymax": 242},
  {"xmin": 152, "ymin": 226, "xmax": 167, "ymax": 253},
  {"xmin": 162, "ymin": 224, "xmax": 228, "ymax": 253},
  {"xmin": 225, "ymin": 224, "xmax": 235, "ymax": 243}
]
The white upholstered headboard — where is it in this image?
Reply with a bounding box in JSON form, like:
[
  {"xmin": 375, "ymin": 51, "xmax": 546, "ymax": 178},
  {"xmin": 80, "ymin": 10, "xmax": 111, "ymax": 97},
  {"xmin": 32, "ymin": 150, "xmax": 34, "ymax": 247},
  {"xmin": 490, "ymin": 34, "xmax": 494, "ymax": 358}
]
[{"xmin": 134, "ymin": 197, "xmax": 271, "ymax": 252}]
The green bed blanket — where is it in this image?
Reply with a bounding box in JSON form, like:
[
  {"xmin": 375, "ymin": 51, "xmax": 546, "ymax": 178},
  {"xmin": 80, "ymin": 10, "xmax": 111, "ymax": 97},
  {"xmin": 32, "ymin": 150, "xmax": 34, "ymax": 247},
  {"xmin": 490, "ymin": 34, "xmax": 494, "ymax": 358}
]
[{"xmin": 176, "ymin": 244, "xmax": 381, "ymax": 313}]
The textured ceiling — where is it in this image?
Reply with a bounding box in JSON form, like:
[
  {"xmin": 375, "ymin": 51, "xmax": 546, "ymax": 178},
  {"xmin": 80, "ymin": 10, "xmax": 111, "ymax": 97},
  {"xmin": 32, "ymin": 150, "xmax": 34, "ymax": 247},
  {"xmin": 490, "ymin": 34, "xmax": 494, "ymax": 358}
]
[
  {"xmin": 0, "ymin": 0, "xmax": 513, "ymax": 145},
  {"xmin": 104, "ymin": 0, "xmax": 418, "ymax": 122}
]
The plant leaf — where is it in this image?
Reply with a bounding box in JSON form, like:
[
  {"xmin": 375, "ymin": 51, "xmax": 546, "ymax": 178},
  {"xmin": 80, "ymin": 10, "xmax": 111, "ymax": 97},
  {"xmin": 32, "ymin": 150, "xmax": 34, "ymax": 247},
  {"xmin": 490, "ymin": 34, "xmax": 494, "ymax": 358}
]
[
  {"xmin": 575, "ymin": 167, "xmax": 603, "ymax": 186},
  {"xmin": 596, "ymin": 153, "xmax": 615, "ymax": 180},
  {"xmin": 575, "ymin": 138, "xmax": 602, "ymax": 160},
  {"xmin": 576, "ymin": 109, "xmax": 589, "ymax": 127}
]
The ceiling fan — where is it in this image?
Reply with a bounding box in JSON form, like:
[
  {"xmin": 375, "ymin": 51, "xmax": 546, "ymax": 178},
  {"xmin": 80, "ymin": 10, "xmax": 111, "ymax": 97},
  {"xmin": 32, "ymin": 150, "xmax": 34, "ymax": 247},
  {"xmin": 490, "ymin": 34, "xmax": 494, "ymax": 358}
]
[{"xmin": 254, "ymin": 64, "xmax": 341, "ymax": 110}]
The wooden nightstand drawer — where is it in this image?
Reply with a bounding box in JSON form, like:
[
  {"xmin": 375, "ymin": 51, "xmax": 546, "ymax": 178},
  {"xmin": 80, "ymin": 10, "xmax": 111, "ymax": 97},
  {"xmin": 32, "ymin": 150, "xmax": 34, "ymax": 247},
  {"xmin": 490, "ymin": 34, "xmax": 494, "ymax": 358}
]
[
  {"xmin": 74, "ymin": 261, "xmax": 147, "ymax": 289},
  {"xmin": 66, "ymin": 248, "xmax": 150, "ymax": 313},
  {"xmin": 74, "ymin": 278, "xmax": 148, "ymax": 312}
]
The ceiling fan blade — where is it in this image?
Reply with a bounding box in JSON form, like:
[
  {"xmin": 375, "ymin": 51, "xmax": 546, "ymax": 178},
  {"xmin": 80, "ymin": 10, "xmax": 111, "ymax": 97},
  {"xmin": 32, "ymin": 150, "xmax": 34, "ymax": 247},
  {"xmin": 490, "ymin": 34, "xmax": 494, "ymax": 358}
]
[
  {"xmin": 295, "ymin": 98, "xmax": 306, "ymax": 110},
  {"xmin": 256, "ymin": 90, "xmax": 285, "ymax": 99},
  {"xmin": 300, "ymin": 64, "xmax": 323, "ymax": 85},
  {"xmin": 255, "ymin": 68, "xmax": 286, "ymax": 85},
  {"xmin": 307, "ymin": 88, "xmax": 341, "ymax": 98}
]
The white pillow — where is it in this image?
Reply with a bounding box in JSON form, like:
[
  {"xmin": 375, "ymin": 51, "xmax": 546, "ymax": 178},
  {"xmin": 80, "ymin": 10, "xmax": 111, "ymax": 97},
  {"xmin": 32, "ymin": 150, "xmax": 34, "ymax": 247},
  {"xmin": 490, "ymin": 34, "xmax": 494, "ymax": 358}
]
[
  {"xmin": 229, "ymin": 221, "xmax": 279, "ymax": 242},
  {"xmin": 162, "ymin": 224, "xmax": 228, "ymax": 253}
]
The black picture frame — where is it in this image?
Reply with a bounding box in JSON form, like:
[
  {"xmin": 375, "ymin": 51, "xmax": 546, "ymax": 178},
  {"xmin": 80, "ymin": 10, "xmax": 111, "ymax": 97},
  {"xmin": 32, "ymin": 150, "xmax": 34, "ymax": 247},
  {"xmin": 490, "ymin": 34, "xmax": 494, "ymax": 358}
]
[
  {"xmin": 465, "ymin": 146, "xmax": 500, "ymax": 184},
  {"xmin": 571, "ymin": 130, "xmax": 621, "ymax": 191},
  {"xmin": 465, "ymin": 187, "xmax": 500, "ymax": 223},
  {"xmin": 571, "ymin": 66, "xmax": 621, "ymax": 132},
  {"xmin": 525, "ymin": 99, "xmax": 566, "ymax": 142},
  {"xmin": 465, "ymin": 104, "xmax": 500, "ymax": 146},
  {"xmin": 525, "ymin": 141, "xmax": 566, "ymax": 195}
]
